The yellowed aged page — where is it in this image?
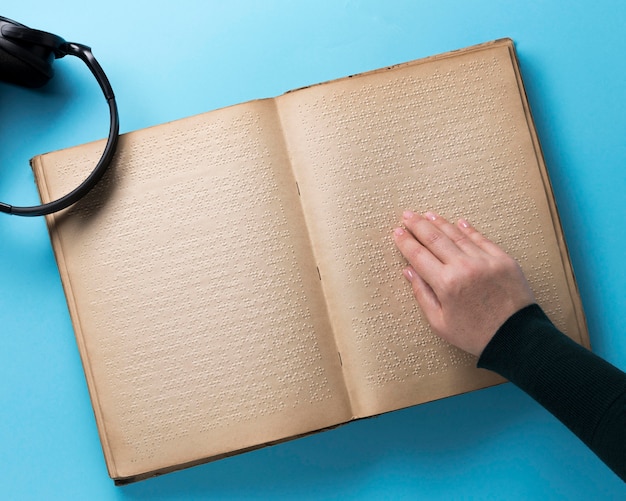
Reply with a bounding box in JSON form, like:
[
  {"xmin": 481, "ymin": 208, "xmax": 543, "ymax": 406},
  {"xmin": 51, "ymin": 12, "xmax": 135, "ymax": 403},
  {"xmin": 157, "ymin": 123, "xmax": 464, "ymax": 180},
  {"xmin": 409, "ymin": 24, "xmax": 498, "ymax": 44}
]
[
  {"xmin": 276, "ymin": 40, "xmax": 587, "ymax": 417},
  {"xmin": 32, "ymin": 99, "xmax": 351, "ymax": 482}
]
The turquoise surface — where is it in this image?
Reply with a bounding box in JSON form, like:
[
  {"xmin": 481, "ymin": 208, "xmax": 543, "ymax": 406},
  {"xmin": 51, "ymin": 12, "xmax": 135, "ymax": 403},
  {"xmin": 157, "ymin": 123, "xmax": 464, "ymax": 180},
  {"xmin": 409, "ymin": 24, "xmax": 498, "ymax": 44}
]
[{"xmin": 1, "ymin": 1, "xmax": 624, "ymax": 499}]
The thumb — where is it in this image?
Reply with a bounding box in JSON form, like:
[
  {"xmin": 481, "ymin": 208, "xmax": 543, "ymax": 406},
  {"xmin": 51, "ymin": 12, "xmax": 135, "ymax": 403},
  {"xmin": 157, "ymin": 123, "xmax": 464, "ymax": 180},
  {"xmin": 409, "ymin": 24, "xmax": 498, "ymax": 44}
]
[{"xmin": 403, "ymin": 266, "xmax": 441, "ymax": 317}]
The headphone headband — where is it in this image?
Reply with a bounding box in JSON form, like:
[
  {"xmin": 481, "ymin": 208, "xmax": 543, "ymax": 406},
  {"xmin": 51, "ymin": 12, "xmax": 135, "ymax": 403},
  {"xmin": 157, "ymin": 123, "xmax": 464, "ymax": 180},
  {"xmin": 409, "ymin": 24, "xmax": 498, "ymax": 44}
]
[{"xmin": 0, "ymin": 17, "xmax": 119, "ymax": 217}]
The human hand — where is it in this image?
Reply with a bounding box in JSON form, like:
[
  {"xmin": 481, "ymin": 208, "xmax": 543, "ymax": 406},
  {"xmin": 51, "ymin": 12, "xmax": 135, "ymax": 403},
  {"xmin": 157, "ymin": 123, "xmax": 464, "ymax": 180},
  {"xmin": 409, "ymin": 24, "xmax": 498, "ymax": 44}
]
[{"xmin": 393, "ymin": 211, "xmax": 535, "ymax": 357}]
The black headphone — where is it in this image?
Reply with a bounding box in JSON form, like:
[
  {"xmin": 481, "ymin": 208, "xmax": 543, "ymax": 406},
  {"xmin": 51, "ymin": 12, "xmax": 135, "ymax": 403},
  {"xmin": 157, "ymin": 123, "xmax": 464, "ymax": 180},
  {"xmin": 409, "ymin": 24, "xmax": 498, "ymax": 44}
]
[{"xmin": 0, "ymin": 16, "xmax": 119, "ymax": 217}]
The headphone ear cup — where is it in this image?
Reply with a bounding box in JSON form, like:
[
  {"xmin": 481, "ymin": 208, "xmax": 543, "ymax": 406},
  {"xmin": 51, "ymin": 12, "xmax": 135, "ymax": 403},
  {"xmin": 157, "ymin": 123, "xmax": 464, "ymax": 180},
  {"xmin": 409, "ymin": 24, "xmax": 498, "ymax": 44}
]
[
  {"xmin": 0, "ymin": 40, "xmax": 54, "ymax": 87},
  {"xmin": 0, "ymin": 16, "xmax": 58, "ymax": 88}
]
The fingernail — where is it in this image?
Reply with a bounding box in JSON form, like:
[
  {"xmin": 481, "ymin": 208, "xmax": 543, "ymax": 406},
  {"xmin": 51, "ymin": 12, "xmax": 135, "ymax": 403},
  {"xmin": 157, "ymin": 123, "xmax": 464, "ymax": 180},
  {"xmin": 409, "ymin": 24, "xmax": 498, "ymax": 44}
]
[
  {"xmin": 403, "ymin": 267, "xmax": 417, "ymax": 282},
  {"xmin": 458, "ymin": 218, "xmax": 470, "ymax": 229},
  {"xmin": 424, "ymin": 211, "xmax": 437, "ymax": 221},
  {"xmin": 393, "ymin": 227, "xmax": 405, "ymax": 237},
  {"xmin": 402, "ymin": 210, "xmax": 414, "ymax": 220}
]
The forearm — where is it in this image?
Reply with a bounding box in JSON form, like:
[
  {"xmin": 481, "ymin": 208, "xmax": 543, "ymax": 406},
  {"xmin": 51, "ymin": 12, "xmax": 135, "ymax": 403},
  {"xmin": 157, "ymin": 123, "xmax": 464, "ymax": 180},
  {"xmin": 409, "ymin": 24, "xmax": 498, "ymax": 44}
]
[{"xmin": 478, "ymin": 304, "xmax": 626, "ymax": 481}]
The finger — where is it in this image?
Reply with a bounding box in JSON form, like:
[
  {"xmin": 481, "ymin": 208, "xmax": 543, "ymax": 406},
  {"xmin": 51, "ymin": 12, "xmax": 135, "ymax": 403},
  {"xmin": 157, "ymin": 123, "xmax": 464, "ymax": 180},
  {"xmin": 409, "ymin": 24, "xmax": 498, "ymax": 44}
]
[
  {"xmin": 423, "ymin": 211, "xmax": 483, "ymax": 257},
  {"xmin": 393, "ymin": 226, "xmax": 443, "ymax": 286},
  {"xmin": 402, "ymin": 210, "xmax": 464, "ymax": 264},
  {"xmin": 457, "ymin": 218, "xmax": 507, "ymax": 257},
  {"xmin": 403, "ymin": 266, "xmax": 442, "ymax": 317}
]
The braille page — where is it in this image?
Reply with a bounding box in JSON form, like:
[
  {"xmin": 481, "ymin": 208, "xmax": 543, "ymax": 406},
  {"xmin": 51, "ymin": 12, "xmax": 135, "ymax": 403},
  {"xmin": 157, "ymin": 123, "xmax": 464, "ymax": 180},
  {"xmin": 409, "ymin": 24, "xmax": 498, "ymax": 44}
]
[
  {"xmin": 32, "ymin": 99, "xmax": 351, "ymax": 481},
  {"xmin": 276, "ymin": 40, "xmax": 587, "ymax": 417}
]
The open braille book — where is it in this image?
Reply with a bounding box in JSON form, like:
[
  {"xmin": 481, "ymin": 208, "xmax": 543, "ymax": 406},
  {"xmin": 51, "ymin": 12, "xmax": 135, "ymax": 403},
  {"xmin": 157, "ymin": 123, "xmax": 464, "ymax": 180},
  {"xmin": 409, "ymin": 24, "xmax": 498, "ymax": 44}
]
[{"xmin": 32, "ymin": 38, "xmax": 587, "ymax": 484}]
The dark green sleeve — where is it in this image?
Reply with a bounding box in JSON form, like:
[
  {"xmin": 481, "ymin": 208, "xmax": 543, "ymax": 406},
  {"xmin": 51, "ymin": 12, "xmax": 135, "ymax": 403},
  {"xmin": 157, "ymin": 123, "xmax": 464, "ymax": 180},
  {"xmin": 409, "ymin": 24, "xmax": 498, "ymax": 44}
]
[{"xmin": 477, "ymin": 304, "xmax": 626, "ymax": 481}]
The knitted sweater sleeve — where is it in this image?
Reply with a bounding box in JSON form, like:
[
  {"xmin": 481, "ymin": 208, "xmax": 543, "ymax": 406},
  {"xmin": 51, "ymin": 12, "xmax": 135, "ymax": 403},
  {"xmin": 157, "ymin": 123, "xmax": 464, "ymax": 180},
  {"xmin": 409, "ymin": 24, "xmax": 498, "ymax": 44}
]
[{"xmin": 477, "ymin": 304, "xmax": 626, "ymax": 481}]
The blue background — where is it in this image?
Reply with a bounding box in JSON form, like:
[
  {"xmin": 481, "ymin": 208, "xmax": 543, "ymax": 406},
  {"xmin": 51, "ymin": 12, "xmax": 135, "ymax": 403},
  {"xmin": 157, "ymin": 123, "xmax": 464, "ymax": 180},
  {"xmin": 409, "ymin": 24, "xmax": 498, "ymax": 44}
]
[{"xmin": 1, "ymin": 1, "xmax": 625, "ymax": 499}]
